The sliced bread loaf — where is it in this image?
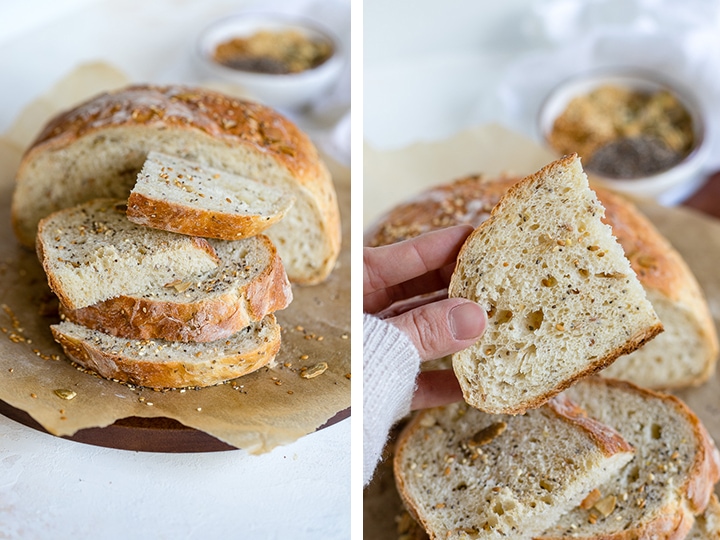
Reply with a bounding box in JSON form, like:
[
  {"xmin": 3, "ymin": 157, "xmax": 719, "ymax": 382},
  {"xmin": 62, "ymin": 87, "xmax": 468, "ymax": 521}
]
[
  {"xmin": 12, "ymin": 84, "xmax": 341, "ymax": 284},
  {"xmin": 37, "ymin": 198, "xmax": 219, "ymax": 310},
  {"xmin": 448, "ymin": 155, "xmax": 662, "ymax": 414},
  {"xmin": 50, "ymin": 315, "xmax": 281, "ymax": 389},
  {"xmin": 538, "ymin": 377, "xmax": 720, "ymax": 540},
  {"xmin": 59, "ymin": 234, "xmax": 292, "ymax": 343},
  {"xmin": 394, "ymin": 396, "xmax": 635, "ymax": 540},
  {"xmin": 593, "ymin": 187, "xmax": 718, "ymax": 389},
  {"xmin": 126, "ymin": 151, "xmax": 295, "ymax": 240}
]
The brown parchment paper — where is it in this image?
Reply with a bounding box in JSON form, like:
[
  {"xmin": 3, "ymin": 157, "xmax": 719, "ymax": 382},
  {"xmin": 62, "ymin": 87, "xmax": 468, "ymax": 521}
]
[
  {"xmin": 0, "ymin": 63, "xmax": 350, "ymax": 454},
  {"xmin": 363, "ymin": 125, "xmax": 720, "ymax": 538}
]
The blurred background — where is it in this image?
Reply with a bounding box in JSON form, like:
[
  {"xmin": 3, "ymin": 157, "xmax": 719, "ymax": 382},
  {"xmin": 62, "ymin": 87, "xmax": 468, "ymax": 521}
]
[{"xmin": 364, "ymin": 0, "xmax": 720, "ymax": 214}]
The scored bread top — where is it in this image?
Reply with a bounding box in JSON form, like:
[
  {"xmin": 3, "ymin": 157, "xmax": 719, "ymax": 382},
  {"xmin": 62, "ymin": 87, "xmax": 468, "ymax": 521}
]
[
  {"xmin": 60, "ymin": 234, "xmax": 292, "ymax": 343},
  {"xmin": 13, "ymin": 84, "xmax": 341, "ymax": 284},
  {"xmin": 127, "ymin": 151, "xmax": 295, "ymax": 240},
  {"xmin": 449, "ymin": 155, "xmax": 662, "ymax": 414},
  {"xmin": 37, "ymin": 198, "xmax": 220, "ymax": 310},
  {"xmin": 539, "ymin": 377, "xmax": 720, "ymax": 539},
  {"xmin": 394, "ymin": 396, "xmax": 635, "ymax": 540}
]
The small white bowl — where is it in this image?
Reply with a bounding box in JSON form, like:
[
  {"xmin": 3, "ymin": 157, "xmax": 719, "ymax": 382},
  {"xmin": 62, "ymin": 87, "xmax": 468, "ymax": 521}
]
[
  {"xmin": 538, "ymin": 69, "xmax": 709, "ymax": 201},
  {"xmin": 196, "ymin": 12, "xmax": 345, "ymax": 110}
]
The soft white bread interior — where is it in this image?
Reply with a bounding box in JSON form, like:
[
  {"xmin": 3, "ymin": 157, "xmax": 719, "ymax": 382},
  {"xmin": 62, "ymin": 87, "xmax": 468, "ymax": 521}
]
[
  {"xmin": 538, "ymin": 377, "xmax": 720, "ymax": 540},
  {"xmin": 60, "ymin": 234, "xmax": 292, "ymax": 343},
  {"xmin": 12, "ymin": 85, "xmax": 340, "ymax": 284},
  {"xmin": 51, "ymin": 315, "xmax": 281, "ymax": 389},
  {"xmin": 393, "ymin": 396, "xmax": 635, "ymax": 540},
  {"xmin": 449, "ymin": 155, "xmax": 662, "ymax": 414},
  {"xmin": 37, "ymin": 198, "xmax": 219, "ymax": 310},
  {"xmin": 127, "ymin": 151, "xmax": 295, "ymax": 240}
]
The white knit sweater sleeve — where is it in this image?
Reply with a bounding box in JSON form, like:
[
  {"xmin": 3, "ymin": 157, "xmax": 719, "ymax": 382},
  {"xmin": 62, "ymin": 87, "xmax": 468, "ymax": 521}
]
[{"xmin": 363, "ymin": 313, "xmax": 421, "ymax": 486}]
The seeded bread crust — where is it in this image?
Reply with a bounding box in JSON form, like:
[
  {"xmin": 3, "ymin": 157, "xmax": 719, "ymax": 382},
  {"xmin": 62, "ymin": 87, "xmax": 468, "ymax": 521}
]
[
  {"xmin": 59, "ymin": 235, "xmax": 292, "ymax": 343},
  {"xmin": 12, "ymin": 84, "xmax": 341, "ymax": 284},
  {"xmin": 448, "ymin": 155, "xmax": 662, "ymax": 414},
  {"xmin": 50, "ymin": 315, "xmax": 281, "ymax": 389},
  {"xmin": 126, "ymin": 151, "xmax": 295, "ymax": 240},
  {"xmin": 394, "ymin": 395, "xmax": 635, "ymax": 540}
]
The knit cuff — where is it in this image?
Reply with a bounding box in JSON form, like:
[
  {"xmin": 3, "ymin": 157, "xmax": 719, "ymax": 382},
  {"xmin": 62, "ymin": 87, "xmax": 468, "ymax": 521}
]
[{"xmin": 363, "ymin": 313, "xmax": 421, "ymax": 485}]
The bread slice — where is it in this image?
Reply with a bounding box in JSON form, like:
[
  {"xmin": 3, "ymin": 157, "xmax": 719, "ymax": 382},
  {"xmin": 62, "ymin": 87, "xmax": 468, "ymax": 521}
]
[
  {"xmin": 366, "ymin": 174, "xmax": 718, "ymax": 391},
  {"xmin": 448, "ymin": 155, "xmax": 662, "ymax": 414},
  {"xmin": 37, "ymin": 198, "xmax": 220, "ymax": 310},
  {"xmin": 59, "ymin": 234, "xmax": 292, "ymax": 343},
  {"xmin": 126, "ymin": 151, "xmax": 295, "ymax": 240},
  {"xmin": 394, "ymin": 396, "xmax": 635, "ymax": 540},
  {"xmin": 687, "ymin": 494, "xmax": 720, "ymax": 540},
  {"xmin": 50, "ymin": 315, "xmax": 281, "ymax": 389},
  {"xmin": 12, "ymin": 84, "xmax": 341, "ymax": 284},
  {"xmin": 593, "ymin": 187, "xmax": 719, "ymax": 389},
  {"xmin": 538, "ymin": 377, "xmax": 720, "ymax": 540}
]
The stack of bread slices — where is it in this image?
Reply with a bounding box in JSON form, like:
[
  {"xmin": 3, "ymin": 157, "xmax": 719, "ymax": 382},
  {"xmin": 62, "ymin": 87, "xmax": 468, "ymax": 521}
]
[
  {"xmin": 370, "ymin": 156, "xmax": 720, "ymax": 538},
  {"xmin": 37, "ymin": 151, "xmax": 296, "ymax": 389}
]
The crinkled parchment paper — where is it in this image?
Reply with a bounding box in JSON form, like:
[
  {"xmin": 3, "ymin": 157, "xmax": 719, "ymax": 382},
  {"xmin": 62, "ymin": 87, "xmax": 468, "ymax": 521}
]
[
  {"xmin": 0, "ymin": 63, "xmax": 350, "ymax": 453},
  {"xmin": 363, "ymin": 125, "xmax": 720, "ymax": 537}
]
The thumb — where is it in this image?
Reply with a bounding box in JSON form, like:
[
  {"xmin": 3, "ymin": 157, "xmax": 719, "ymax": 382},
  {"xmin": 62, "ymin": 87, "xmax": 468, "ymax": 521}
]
[{"xmin": 386, "ymin": 298, "xmax": 486, "ymax": 361}]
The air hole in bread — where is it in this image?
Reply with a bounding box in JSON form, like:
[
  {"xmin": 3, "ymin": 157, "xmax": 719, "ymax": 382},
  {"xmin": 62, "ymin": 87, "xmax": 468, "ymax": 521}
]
[
  {"xmin": 530, "ymin": 223, "xmax": 540, "ymax": 231},
  {"xmin": 539, "ymin": 479, "xmax": 554, "ymax": 492},
  {"xmin": 578, "ymin": 268, "xmax": 590, "ymax": 278},
  {"xmin": 651, "ymin": 423, "xmax": 662, "ymax": 440},
  {"xmin": 495, "ymin": 310, "xmax": 513, "ymax": 325},
  {"xmin": 541, "ymin": 276, "xmax": 557, "ymax": 288},
  {"xmin": 492, "ymin": 502, "xmax": 505, "ymax": 516}
]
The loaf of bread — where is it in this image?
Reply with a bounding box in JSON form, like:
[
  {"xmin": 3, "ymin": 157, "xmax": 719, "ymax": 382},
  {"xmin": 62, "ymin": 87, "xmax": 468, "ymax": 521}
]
[
  {"xmin": 449, "ymin": 155, "xmax": 662, "ymax": 414},
  {"xmin": 594, "ymin": 187, "xmax": 719, "ymax": 389},
  {"xmin": 365, "ymin": 170, "xmax": 718, "ymax": 390},
  {"xmin": 37, "ymin": 198, "xmax": 220, "ymax": 310},
  {"xmin": 539, "ymin": 377, "xmax": 720, "ymax": 539},
  {"xmin": 394, "ymin": 396, "xmax": 635, "ymax": 540},
  {"xmin": 12, "ymin": 84, "xmax": 341, "ymax": 285},
  {"xmin": 51, "ymin": 315, "xmax": 281, "ymax": 389},
  {"xmin": 127, "ymin": 151, "xmax": 295, "ymax": 240},
  {"xmin": 59, "ymin": 234, "xmax": 292, "ymax": 343}
]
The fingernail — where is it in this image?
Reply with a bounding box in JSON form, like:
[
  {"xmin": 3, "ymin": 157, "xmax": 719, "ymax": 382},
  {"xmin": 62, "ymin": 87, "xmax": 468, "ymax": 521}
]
[{"xmin": 449, "ymin": 302, "xmax": 486, "ymax": 340}]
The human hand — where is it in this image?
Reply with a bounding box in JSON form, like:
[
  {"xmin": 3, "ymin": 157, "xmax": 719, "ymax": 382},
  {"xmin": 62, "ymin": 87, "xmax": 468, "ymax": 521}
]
[{"xmin": 364, "ymin": 225, "xmax": 487, "ymax": 410}]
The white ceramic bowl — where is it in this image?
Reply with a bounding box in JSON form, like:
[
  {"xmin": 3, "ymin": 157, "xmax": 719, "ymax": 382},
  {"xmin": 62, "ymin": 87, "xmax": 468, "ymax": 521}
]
[
  {"xmin": 538, "ymin": 69, "xmax": 709, "ymax": 200},
  {"xmin": 196, "ymin": 12, "xmax": 345, "ymax": 110}
]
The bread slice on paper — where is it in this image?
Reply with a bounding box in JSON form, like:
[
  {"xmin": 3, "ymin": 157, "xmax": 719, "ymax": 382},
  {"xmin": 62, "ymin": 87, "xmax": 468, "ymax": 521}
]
[
  {"xmin": 538, "ymin": 377, "xmax": 720, "ymax": 540},
  {"xmin": 127, "ymin": 151, "xmax": 295, "ymax": 240},
  {"xmin": 51, "ymin": 315, "xmax": 281, "ymax": 389},
  {"xmin": 60, "ymin": 234, "xmax": 292, "ymax": 343},
  {"xmin": 36, "ymin": 198, "xmax": 219, "ymax": 310},
  {"xmin": 393, "ymin": 396, "xmax": 635, "ymax": 540},
  {"xmin": 449, "ymin": 154, "xmax": 662, "ymax": 414}
]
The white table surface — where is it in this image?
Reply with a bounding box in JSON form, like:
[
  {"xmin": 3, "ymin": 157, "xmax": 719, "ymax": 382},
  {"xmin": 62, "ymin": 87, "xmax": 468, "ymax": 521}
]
[{"xmin": 0, "ymin": 1, "xmax": 350, "ymax": 538}]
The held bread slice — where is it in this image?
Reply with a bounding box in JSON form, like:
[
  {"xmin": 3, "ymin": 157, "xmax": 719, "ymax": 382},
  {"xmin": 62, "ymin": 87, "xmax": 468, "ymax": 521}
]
[
  {"xmin": 59, "ymin": 235, "xmax": 292, "ymax": 343},
  {"xmin": 127, "ymin": 151, "xmax": 295, "ymax": 240},
  {"xmin": 37, "ymin": 198, "xmax": 219, "ymax": 310},
  {"xmin": 448, "ymin": 155, "xmax": 662, "ymax": 414},
  {"xmin": 539, "ymin": 377, "xmax": 720, "ymax": 540},
  {"xmin": 50, "ymin": 316, "xmax": 281, "ymax": 389},
  {"xmin": 365, "ymin": 174, "xmax": 718, "ymax": 390},
  {"xmin": 12, "ymin": 84, "xmax": 341, "ymax": 284},
  {"xmin": 394, "ymin": 396, "xmax": 635, "ymax": 540}
]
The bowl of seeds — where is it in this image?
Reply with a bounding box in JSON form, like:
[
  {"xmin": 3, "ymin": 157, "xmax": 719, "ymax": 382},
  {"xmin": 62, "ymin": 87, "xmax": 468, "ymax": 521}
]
[
  {"xmin": 538, "ymin": 68, "xmax": 709, "ymax": 199},
  {"xmin": 196, "ymin": 12, "xmax": 345, "ymax": 110}
]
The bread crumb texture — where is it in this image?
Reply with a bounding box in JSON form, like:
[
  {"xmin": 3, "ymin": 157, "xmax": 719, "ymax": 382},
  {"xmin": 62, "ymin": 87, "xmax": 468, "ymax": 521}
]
[{"xmin": 449, "ymin": 155, "xmax": 661, "ymax": 414}]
